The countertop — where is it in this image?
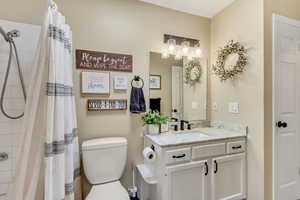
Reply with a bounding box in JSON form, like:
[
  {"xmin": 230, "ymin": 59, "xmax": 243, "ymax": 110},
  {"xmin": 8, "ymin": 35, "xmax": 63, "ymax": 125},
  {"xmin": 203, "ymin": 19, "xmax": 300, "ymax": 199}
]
[{"xmin": 146, "ymin": 127, "xmax": 247, "ymax": 147}]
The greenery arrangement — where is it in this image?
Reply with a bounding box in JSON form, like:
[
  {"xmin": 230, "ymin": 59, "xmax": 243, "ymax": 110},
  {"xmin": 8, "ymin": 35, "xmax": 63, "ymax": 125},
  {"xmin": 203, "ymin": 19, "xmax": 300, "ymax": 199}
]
[
  {"xmin": 142, "ymin": 110, "xmax": 167, "ymax": 126},
  {"xmin": 184, "ymin": 60, "xmax": 202, "ymax": 86},
  {"xmin": 212, "ymin": 40, "xmax": 248, "ymax": 81}
]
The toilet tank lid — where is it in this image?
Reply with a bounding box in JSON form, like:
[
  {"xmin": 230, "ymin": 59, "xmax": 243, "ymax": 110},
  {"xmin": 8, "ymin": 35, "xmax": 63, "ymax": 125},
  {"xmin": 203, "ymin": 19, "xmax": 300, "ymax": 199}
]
[{"xmin": 82, "ymin": 137, "xmax": 127, "ymax": 151}]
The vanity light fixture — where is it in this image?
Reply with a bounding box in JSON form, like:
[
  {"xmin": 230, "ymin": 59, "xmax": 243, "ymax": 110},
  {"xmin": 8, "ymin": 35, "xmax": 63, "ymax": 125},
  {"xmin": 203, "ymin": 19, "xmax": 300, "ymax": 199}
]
[{"xmin": 162, "ymin": 34, "xmax": 202, "ymax": 61}]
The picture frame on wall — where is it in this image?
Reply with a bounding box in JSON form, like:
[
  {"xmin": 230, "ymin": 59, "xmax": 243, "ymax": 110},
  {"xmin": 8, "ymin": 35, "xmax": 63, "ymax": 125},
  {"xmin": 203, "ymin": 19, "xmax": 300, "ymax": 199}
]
[
  {"xmin": 81, "ymin": 71, "xmax": 110, "ymax": 95},
  {"xmin": 114, "ymin": 75, "xmax": 128, "ymax": 90},
  {"xmin": 150, "ymin": 75, "xmax": 161, "ymax": 89}
]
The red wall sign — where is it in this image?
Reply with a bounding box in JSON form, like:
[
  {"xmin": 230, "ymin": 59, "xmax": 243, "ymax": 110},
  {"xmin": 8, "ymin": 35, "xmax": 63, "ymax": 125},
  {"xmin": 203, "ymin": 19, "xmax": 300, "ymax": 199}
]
[{"xmin": 76, "ymin": 49, "xmax": 133, "ymax": 72}]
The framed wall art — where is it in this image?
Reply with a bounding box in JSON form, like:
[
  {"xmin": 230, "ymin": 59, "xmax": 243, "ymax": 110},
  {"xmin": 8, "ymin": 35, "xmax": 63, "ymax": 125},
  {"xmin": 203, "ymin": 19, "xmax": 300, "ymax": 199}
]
[
  {"xmin": 87, "ymin": 99, "xmax": 127, "ymax": 111},
  {"xmin": 76, "ymin": 49, "xmax": 133, "ymax": 72},
  {"xmin": 81, "ymin": 71, "xmax": 110, "ymax": 95},
  {"xmin": 114, "ymin": 75, "xmax": 128, "ymax": 90},
  {"xmin": 150, "ymin": 75, "xmax": 161, "ymax": 89}
]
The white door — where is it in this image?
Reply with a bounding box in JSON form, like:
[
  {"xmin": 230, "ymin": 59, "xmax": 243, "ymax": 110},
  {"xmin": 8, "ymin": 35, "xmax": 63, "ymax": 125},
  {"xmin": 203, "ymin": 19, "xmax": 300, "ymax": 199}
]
[
  {"xmin": 172, "ymin": 66, "xmax": 183, "ymax": 119},
  {"xmin": 211, "ymin": 154, "xmax": 246, "ymax": 200},
  {"xmin": 166, "ymin": 160, "xmax": 208, "ymax": 200},
  {"xmin": 273, "ymin": 14, "xmax": 300, "ymax": 200}
]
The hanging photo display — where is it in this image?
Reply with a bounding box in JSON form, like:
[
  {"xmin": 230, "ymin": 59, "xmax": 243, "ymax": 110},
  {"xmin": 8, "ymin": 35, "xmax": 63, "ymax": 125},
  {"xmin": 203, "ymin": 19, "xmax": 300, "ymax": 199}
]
[{"xmin": 81, "ymin": 71, "xmax": 110, "ymax": 95}]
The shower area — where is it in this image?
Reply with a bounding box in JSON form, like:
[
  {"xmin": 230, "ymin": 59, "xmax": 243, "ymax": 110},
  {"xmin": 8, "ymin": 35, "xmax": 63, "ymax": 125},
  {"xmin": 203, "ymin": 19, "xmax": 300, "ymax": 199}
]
[
  {"xmin": 0, "ymin": 2, "xmax": 82, "ymax": 199},
  {"xmin": 0, "ymin": 20, "xmax": 40, "ymax": 199}
]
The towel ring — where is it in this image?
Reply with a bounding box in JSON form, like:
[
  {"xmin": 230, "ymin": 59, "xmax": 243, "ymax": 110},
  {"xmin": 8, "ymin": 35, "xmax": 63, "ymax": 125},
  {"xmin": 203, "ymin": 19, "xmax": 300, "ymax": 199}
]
[{"xmin": 131, "ymin": 76, "xmax": 144, "ymax": 88}]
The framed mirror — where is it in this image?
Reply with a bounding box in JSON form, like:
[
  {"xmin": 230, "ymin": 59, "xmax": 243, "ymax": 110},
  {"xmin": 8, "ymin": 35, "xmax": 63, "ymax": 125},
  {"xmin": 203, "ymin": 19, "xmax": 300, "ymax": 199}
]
[{"xmin": 149, "ymin": 52, "xmax": 208, "ymax": 121}]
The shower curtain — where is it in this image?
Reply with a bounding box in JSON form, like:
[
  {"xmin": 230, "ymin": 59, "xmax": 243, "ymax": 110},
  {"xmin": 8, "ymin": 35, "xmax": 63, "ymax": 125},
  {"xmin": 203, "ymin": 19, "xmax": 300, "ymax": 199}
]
[{"xmin": 8, "ymin": 3, "xmax": 81, "ymax": 200}]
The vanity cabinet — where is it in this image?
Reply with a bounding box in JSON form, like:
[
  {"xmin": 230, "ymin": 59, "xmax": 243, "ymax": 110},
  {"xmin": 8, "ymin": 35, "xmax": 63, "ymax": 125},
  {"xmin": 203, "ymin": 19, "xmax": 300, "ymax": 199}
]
[
  {"xmin": 166, "ymin": 160, "xmax": 208, "ymax": 200},
  {"xmin": 164, "ymin": 152, "xmax": 246, "ymax": 200},
  {"xmin": 140, "ymin": 137, "xmax": 247, "ymax": 200},
  {"xmin": 211, "ymin": 153, "xmax": 246, "ymax": 200}
]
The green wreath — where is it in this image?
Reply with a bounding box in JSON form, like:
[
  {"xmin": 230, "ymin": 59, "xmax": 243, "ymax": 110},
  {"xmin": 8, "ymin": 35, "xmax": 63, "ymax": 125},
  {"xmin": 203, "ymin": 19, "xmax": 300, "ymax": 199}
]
[
  {"xmin": 185, "ymin": 60, "xmax": 202, "ymax": 86},
  {"xmin": 213, "ymin": 40, "xmax": 248, "ymax": 81}
]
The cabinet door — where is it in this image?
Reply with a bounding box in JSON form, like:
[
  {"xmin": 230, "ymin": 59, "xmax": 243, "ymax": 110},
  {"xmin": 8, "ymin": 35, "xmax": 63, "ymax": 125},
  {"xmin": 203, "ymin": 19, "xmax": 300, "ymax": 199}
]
[
  {"xmin": 211, "ymin": 153, "xmax": 246, "ymax": 200},
  {"xmin": 166, "ymin": 160, "xmax": 208, "ymax": 200}
]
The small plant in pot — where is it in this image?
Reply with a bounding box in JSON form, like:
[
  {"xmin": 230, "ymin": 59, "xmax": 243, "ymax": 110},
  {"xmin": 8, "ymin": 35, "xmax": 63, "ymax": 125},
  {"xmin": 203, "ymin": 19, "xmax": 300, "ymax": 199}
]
[{"xmin": 142, "ymin": 110, "xmax": 167, "ymax": 135}]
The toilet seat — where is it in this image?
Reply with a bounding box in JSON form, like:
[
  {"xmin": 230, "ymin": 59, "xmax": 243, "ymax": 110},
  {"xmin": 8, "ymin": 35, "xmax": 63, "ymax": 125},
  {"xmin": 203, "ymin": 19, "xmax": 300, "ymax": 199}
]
[{"xmin": 85, "ymin": 181, "xmax": 130, "ymax": 200}]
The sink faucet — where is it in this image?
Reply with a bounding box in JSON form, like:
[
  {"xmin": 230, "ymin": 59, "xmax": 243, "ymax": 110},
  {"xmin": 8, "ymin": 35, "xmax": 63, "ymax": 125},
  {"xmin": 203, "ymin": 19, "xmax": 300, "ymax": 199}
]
[{"xmin": 180, "ymin": 120, "xmax": 189, "ymax": 131}]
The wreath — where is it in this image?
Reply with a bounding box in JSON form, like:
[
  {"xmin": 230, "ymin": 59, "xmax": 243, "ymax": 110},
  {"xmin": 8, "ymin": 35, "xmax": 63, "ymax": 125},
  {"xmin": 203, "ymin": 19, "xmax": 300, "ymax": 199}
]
[
  {"xmin": 213, "ymin": 40, "xmax": 248, "ymax": 81},
  {"xmin": 185, "ymin": 60, "xmax": 202, "ymax": 86}
]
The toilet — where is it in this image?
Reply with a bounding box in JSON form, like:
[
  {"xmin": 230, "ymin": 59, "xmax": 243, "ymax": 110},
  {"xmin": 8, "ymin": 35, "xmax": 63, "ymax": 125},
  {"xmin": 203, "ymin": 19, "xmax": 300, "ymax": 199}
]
[{"xmin": 82, "ymin": 137, "xmax": 130, "ymax": 200}]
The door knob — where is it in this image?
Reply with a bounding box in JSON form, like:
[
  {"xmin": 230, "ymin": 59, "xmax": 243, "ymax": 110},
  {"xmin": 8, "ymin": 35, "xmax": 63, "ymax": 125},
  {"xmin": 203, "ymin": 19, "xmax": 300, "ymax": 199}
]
[
  {"xmin": 276, "ymin": 121, "xmax": 287, "ymax": 128},
  {"xmin": 0, "ymin": 152, "xmax": 8, "ymax": 162}
]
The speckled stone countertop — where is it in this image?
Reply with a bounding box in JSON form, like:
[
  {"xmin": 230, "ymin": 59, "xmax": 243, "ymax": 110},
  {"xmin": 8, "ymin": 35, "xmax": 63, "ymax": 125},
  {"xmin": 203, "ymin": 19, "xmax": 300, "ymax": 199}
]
[{"xmin": 146, "ymin": 121, "xmax": 248, "ymax": 147}]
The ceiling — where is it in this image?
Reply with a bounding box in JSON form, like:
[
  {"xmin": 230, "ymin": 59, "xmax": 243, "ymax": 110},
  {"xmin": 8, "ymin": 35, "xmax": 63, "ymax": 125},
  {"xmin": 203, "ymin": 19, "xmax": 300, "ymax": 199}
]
[{"xmin": 139, "ymin": 0, "xmax": 237, "ymax": 18}]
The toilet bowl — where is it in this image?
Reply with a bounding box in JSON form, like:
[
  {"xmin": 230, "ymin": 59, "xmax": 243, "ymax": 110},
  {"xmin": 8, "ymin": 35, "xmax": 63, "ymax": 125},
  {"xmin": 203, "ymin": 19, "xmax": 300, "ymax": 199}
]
[{"xmin": 82, "ymin": 137, "xmax": 130, "ymax": 200}]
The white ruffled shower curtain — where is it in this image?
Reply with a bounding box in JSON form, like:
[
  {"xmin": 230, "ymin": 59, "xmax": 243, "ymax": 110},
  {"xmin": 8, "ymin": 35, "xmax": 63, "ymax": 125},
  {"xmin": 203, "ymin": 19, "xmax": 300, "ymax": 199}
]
[{"xmin": 8, "ymin": 1, "xmax": 81, "ymax": 200}]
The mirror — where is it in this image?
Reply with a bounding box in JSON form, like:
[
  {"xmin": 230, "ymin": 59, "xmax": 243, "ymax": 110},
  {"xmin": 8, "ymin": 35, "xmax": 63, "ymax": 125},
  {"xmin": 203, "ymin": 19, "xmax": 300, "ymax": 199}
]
[{"xmin": 149, "ymin": 52, "xmax": 207, "ymax": 121}]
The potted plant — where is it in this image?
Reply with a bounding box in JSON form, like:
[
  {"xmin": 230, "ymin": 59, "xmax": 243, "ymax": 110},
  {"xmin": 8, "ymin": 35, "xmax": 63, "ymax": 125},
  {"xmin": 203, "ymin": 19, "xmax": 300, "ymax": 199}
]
[{"xmin": 142, "ymin": 110, "xmax": 167, "ymax": 135}]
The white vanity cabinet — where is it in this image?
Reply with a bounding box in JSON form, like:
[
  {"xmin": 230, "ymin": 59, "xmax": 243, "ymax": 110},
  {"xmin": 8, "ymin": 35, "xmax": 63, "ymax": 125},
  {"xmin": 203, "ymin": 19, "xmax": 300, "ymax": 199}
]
[
  {"xmin": 141, "ymin": 136, "xmax": 247, "ymax": 200},
  {"xmin": 211, "ymin": 153, "xmax": 246, "ymax": 200},
  {"xmin": 166, "ymin": 160, "xmax": 208, "ymax": 200}
]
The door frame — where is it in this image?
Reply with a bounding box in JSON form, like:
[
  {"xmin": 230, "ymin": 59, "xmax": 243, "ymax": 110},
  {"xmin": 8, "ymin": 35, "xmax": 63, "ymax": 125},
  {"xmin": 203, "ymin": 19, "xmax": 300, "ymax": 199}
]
[{"xmin": 272, "ymin": 14, "xmax": 300, "ymax": 200}]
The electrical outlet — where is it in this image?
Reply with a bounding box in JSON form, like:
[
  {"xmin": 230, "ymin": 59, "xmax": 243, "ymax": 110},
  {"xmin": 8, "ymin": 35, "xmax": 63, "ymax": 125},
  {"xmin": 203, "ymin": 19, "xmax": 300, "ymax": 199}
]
[
  {"xmin": 212, "ymin": 103, "xmax": 218, "ymax": 112},
  {"xmin": 229, "ymin": 102, "xmax": 239, "ymax": 114}
]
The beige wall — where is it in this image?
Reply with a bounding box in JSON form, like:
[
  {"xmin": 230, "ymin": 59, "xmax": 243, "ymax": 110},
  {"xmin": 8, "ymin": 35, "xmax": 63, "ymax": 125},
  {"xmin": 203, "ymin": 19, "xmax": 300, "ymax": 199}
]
[
  {"xmin": 0, "ymin": 0, "xmax": 268, "ymax": 199},
  {"xmin": 264, "ymin": 1, "xmax": 300, "ymax": 200},
  {"xmin": 0, "ymin": 0, "xmax": 211, "ymax": 196},
  {"xmin": 149, "ymin": 52, "xmax": 183, "ymax": 116},
  {"xmin": 210, "ymin": 0, "xmax": 264, "ymax": 200}
]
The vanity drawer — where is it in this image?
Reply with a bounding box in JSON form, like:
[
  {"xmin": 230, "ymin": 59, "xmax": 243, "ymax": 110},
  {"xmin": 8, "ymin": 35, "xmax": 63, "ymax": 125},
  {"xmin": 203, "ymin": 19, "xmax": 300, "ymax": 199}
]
[
  {"xmin": 165, "ymin": 148, "xmax": 191, "ymax": 165},
  {"xmin": 227, "ymin": 140, "xmax": 246, "ymax": 154},
  {"xmin": 192, "ymin": 143, "xmax": 226, "ymax": 160}
]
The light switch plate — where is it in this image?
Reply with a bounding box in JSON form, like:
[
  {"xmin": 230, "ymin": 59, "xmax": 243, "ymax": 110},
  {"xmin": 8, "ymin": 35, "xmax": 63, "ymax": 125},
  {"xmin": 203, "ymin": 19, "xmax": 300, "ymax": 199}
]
[{"xmin": 229, "ymin": 102, "xmax": 239, "ymax": 114}]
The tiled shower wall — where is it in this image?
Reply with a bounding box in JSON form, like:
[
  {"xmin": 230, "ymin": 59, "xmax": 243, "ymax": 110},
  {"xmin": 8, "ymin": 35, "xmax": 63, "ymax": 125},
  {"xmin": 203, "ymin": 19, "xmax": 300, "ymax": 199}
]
[{"xmin": 0, "ymin": 20, "xmax": 40, "ymax": 199}]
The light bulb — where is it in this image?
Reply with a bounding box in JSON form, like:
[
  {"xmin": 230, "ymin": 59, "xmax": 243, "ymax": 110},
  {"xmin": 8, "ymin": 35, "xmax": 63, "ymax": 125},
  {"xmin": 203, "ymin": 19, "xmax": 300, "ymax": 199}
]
[
  {"xmin": 182, "ymin": 47, "xmax": 189, "ymax": 55},
  {"xmin": 195, "ymin": 48, "xmax": 202, "ymax": 56},
  {"xmin": 194, "ymin": 41, "xmax": 202, "ymax": 57},
  {"xmin": 169, "ymin": 45, "xmax": 175, "ymax": 53},
  {"xmin": 167, "ymin": 39, "xmax": 176, "ymax": 53},
  {"xmin": 181, "ymin": 41, "xmax": 190, "ymax": 55},
  {"xmin": 161, "ymin": 51, "xmax": 169, "ymax": 59}
]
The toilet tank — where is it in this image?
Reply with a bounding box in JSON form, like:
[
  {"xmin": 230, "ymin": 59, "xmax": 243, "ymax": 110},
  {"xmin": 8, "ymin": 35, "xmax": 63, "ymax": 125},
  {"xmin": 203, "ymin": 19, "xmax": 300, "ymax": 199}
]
[{"xmin": 82, "ymin": 137, "xmax": 127, "ymax": 185}]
